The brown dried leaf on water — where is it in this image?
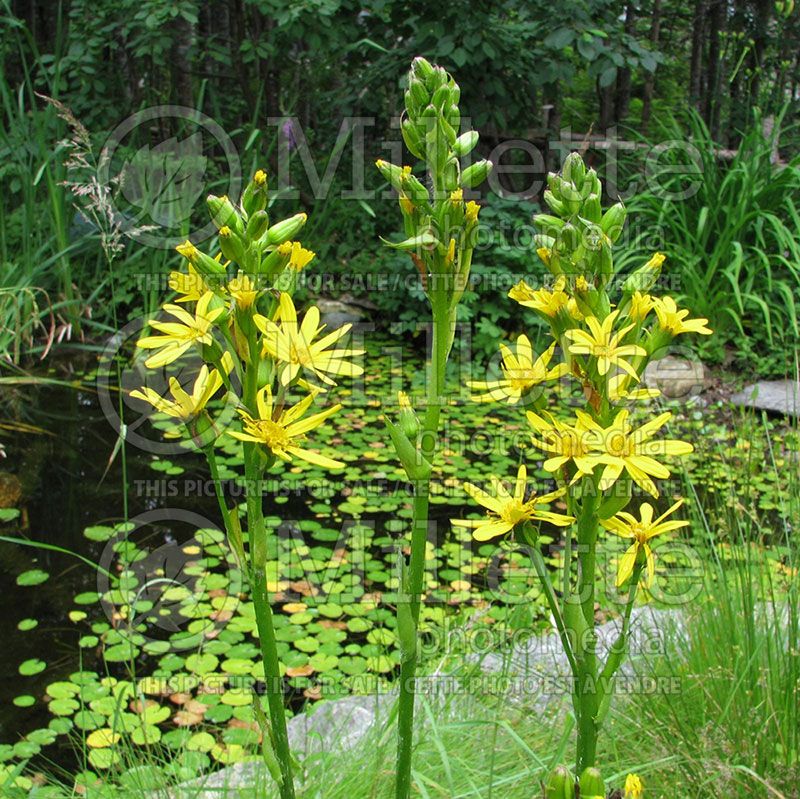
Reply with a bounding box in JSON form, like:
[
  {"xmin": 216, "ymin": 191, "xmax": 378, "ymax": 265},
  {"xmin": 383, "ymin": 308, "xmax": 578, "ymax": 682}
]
[
  {"xmin": 174, "ymin": 710, "xmax": 203, "ymax": 726},
  {"xmin": 183, "ymin": 699, "xmax": 210, "ymax": 715},
  {"xmin": 169, "ymin": 692, "xmax": 193, "ymax": 705},
  {"xmin": 286, "ymin": 664, "xmax": 315, "ymax": 678}
]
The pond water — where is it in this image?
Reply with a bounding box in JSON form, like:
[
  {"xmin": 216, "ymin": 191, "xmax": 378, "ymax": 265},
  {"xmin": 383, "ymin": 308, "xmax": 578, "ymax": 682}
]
[
  {"xmin": 0, "ymin": 374, "xmax": 229, "ymax": 753},
  {"xmin": 0, "ymin": 351, "xmax": 528, "ymax": 773}
]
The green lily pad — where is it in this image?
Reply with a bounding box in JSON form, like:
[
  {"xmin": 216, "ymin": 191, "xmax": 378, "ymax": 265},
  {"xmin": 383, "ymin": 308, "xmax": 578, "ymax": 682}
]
[{"xmin": 16, "ymin": 569, "xmax": 49, "ymax": 586}]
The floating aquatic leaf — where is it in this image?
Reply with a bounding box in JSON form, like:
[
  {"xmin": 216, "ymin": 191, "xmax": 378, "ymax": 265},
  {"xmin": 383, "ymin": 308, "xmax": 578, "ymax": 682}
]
[
  {"xmin": 16, "ymin": 569, "xmax": 49, "ymax": 586},
  {"xmin": 19, "ymin": 658, "xmax": 46, "ymax": 676}
]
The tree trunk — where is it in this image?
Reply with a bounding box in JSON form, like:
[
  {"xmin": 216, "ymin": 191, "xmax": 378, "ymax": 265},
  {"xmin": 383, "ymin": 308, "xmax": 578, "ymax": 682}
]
[
  {"xmin": 615, "ymin": 1, "xmax": 637, "ymax": 123},
  {"xmin": 641, "ymin": 0, "xmax": 663, "ymax": 134},
  {"xmin": 747, "ymin": 0, "xmax": 772, "ymax": 113},
  {"xmin": 689, "ymin": 0, "xmax": 708, "ymax": 110},
  {"xmin": 597, "ymin": 80, "xmax": 615, "ymax": 132},
  {"xmin": 704, "ymin": 0, "xmax": 725, "ymax": 138}
]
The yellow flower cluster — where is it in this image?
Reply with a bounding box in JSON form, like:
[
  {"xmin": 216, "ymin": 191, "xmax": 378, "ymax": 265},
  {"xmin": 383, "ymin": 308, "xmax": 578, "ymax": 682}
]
[
  {"xmin": 456, "ymin": 154, "xmax": 712, "ymax": 591},
  {"xmin": 131, "ymin": 170, "xmax": 363, "ymax": 469}
]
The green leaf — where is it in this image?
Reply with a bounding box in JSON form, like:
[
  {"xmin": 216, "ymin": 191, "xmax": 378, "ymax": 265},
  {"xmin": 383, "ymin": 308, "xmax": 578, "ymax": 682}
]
[
  {"xmin": 17, "ymin": 569, "xmax": 49, "ymax": 586},
  {"xmin": 19, "ymin": 658, "xmax": 46, "ymax": 676}
]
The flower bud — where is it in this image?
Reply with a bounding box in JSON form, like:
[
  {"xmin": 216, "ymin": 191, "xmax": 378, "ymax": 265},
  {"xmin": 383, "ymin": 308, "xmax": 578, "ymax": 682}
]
[
  {"xmin": 218, "ymin": 226, "xmax": 245, "ymax": 264},
  {"xmin": 411, "ymin": 56, "xmax": 435, "ymax": 84},
  {"xmin": 176, "ymin": 240, "xmax": 227, "ymax": 277},
  {"xmin": 601, "ymin": 202, "xmax": 627, "ymax": 243},
  {"xmin": 563, "ymin": 152, "xmax": 586, "ymax": 186},
  {"xmin": 544, "ymin": 190, "xmax": 567, "ymax": 216},
  {"xmin": 447, "ymin": 104, "xmax": 461, "ymax": 132},
  {"xmin": 246, "ymin": 209, "xmax": 270, "ymax": 241},
  {"xmin": 408, "ymin": 78, "xmax": 430, "ymax": 110},
  {"xmin": 400, "ymin": 171, "xmax": 428, "ymax": 203},
  {"xmin": 241, "ymin": 169, "xmax": 268, "ymax": 217},
  {"xmin": 401, "ymin": 120, "xmax": 425, "ymax": 159},
  {"xmin": 560, "ymin": 182, "xmax": 583, "ymax": 215},
  {"xmin": 582, "ymin": 194, "xmax": 602, "ymax": 224},
  {"xmin": 623, "ymin": 252, "xmax": 665, "ymax": 294},
  {"xmin": 545, "ymin": 765, "xmax": 574, "ymax": 799},
  {"xmin": 266, "ymin": 212, "xmax": 308, "ymax": 246},
  {"xmin": 376, "ymin": 160, "xmax": 411, "ymax": 192},
  {"xmin": 397, "ymin": 391, "xmax": 420, "ymax": 439},
  {"xmin": 452, "ymin": 131, "xmax": 478, "ymax": 157},
  {"xmin": 431, "ymin": 84, "xmax": 451, "ymax": 111},
  {"xmin": 461, "ymin": 159, "xmax": 492, "ymax": 188},
  {"xmin": 579, "ymin": 767, "xmax": 605, "ymax": 799},
  {"xmin": 207, "ymin": 194, "xmax": 244, "ymax": 236}
]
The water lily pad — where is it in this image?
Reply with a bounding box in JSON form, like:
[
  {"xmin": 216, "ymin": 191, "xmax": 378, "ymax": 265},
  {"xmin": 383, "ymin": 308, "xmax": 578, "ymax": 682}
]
[
  {"xmin": 86, "ymin": 728, "xmax": 121, "ymax": 748},
  {"xmin": 16, "ymin": 569, "xmax": 49, "ymax": 586},
  {"xmin": 186, "ymin": 652, "xmax": 219, "ymax": 675},
  {"xmin": 186, "ymin": 731, "xmax": 216, "ymax": 752},
  {"xmin": 17, "ymin": 618, "xmax": 38, "ymax": 631},
  {"xmin": 19, "ymin": 658, "xmax": 46, "ymax": 676},
  {"xmin": 131, "ymin": 725, "xmax": 162, "ymax": 745},
  {"xmin": 88, "ymin": 748, "xmax": 120, "ymax": 769},
  {"xmin": 13, "ymin": 695, "xmax": 35, "ymax": 708}
]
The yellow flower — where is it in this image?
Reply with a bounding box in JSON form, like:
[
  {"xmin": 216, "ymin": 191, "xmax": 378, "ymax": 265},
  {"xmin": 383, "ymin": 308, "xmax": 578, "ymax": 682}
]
[
  {"xmin": 603, "ymin": 500, "xmax": 689, "ymax": 586},
  {"xmin": 624, "ymin": 773, "xmax": 644, "ymax": 799},
  {"xmin": 465, "ymin": 201, "xmax": 480, "ymax": 222},
  {"xmin": 137, "ymin": 292, "xmax": 223, "ymax": 369},
  {"xmin": 228, "ymin": 272, "xmax": 259, "ymax": 308},
  {"xmin": 565, "ymin": 310, "xmax": 646, "ymax": 378},
  {"xmin": 574, "ymin": 275, "xmax": 591, "ymax": 293},
  {"xmin": 509, "ymin": 277, "xmax": 570, "ymax": 318},
  {"xmin": 131, "ymin": 365, "xmax": 224, "ymax": 422},
  {"xmin": 229, "ymin": 386, "xmax": 344, "ymax": 469},
  {"xmin": 628, "ymin": 291, "xmax": 655, "ymax": 322},
  {"xmin": 451, "ymin": 464, "xmax": 574, "ymax": 541},
  {"xmin": 254, "ymin": 293, "xmax": 364, "ymax": 388},
  {"xmin": 468, "ymin": 338, "xmax": 568, "ymax": 404},
  {"xmin": 254, "ymin": 169, "xmax": 267, "ymax": 186},
  {"xmin": 527, "ymin": 410, "xmax": 605, "ymax": 479},
  {"xmin": 653, "ymin": 296, "xmax": 712, "ymax": 336},
  {"xmin": 607, "ymin": 374, "xmax": 660, "ymax": 403},
  {"xmin": 536, "ymin": 246, "xmax": 551, "ymax": 268},
  {"xmin": 176, "ymin": 240, "xmax": 200, "ymax": 261},
  {"xmin": 287, "ymin": 241, "xmax": 315, "ymax": 271},
  {"xmin": 169, "ymin": 263, "xmax": 212, "ymax": 303},
  {"xmin": 581, "ymin": 409, "xmax": 693, "ymax": 497}
]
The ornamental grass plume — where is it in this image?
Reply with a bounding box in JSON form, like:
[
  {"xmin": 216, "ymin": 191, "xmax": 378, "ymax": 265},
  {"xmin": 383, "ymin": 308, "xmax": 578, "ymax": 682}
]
[
  {"xmin": 455, "ymin": 152, "xmax": 711, "ymax": 797},
  {"xmin": 131, "ymin": 169, "xmax": 362, "ymax": 799}
]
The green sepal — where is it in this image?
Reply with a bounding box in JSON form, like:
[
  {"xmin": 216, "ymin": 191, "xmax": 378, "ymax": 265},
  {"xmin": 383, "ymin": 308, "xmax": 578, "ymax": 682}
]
[
  {"xmin": 385, "ymin": 417, "xmax": 431, "ymax": 482},
  {"xmin": 379, "ymin": 231, "xmax": 439, "ymax": 252}
]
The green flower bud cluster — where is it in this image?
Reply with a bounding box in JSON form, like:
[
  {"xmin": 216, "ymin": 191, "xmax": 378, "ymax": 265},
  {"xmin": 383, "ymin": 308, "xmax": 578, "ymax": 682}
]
[
  {"xmin": 533, "ymin": 152, "xmax": 626, "ymax": 288},
  {"xmin": 199, "ymin": 169, "xmax": 309, "ymax": 279},
  {"xmin": 377, "ymin": 57, "xmax": 493, "ymax": 314}
]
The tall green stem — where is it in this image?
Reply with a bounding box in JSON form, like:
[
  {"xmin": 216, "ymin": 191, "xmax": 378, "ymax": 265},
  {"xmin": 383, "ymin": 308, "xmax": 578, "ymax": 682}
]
[
  {"xmin": 394, "ymin": 302, "xmax": 450, "ymax": 799},
  {"xmin": 575, "ymin": 480, "xmax": 601, "ymax": 773},
  {"xmin": 241, "ymin": 356, "xmax": 296, "ymax": 799}
]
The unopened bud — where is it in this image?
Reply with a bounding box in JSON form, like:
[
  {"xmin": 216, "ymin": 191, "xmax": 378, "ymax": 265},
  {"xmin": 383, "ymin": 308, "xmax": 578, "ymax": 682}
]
[
  {"xmin": 266, "ymin": 213, "xmax": 308, "ymax": 246},
  {"xmin": 461, "ymin": 159, "xmax": 492, "ymax": 188}
]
